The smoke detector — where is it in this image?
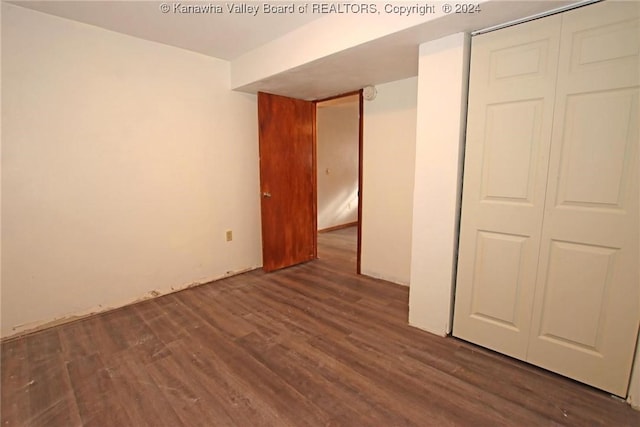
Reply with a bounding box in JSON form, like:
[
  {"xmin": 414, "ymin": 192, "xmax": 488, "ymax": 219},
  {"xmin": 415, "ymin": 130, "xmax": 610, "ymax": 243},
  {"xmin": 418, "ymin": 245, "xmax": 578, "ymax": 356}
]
[{"xmin": 363, "ymin": 85, "xmax": 377, "ymax": 101}]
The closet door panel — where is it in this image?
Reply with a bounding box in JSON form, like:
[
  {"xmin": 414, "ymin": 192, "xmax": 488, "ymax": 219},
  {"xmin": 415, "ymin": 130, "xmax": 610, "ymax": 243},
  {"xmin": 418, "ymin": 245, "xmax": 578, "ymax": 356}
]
[
  {"xmin": 452, "ymin": 15, "xmax": 561, "ymax": 359},
  {"xmin": 527, "ymin": 1, "xmax": 639, "ymax": 397}
]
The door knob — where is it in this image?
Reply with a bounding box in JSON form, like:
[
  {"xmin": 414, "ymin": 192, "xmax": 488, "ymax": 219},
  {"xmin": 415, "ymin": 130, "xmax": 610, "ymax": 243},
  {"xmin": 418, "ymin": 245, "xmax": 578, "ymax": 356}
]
[{"xmin": 262, "ymin": 192, "xmax": 272, "ymax": 198}]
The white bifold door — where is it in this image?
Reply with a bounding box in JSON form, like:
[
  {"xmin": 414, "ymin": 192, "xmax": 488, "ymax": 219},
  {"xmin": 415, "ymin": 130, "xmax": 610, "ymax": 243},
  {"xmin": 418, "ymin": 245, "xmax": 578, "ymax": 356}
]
[{"xmin": 453, "ymin": 0, "xmax": 639, "ymax": 397}]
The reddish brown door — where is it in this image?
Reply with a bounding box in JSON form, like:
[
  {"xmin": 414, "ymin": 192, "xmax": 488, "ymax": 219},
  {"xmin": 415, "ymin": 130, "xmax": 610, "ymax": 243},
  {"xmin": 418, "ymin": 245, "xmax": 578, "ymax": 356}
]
[{"xmin": 258, "ymin": 92, "xmax": 317, "ymax": 272}]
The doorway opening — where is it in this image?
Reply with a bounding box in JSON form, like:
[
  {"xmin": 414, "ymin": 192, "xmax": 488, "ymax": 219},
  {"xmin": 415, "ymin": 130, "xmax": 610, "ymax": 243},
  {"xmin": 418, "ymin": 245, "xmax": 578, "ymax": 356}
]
[{"xmin": 315, "ymin": 91, "xmax": 363, "ymax": 273}]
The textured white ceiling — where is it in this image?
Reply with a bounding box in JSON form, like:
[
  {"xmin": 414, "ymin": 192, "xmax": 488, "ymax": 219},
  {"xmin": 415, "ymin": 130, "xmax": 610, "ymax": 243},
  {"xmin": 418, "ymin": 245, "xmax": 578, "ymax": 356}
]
[
  {"xmin": 9, "ymin": 1, "xmax": 581, "ymax": 100},
  {"xmin": 9, "ymin": 0, "xmax": 321, "ymax": 60}
]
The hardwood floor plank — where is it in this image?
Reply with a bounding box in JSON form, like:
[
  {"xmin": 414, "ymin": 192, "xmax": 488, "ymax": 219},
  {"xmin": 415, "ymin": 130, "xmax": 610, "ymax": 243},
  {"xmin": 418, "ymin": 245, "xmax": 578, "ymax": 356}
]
[
  {"xmin": 66, "ymin": 353, "xmax": 131, "ymax": 426},
  {"xmin": 58, "ymin": 320, "xmax": 100, "ymax": 361},
  {"xmin": 305, "ymin": 333, "xmax": 496, "ymax": 426},
  {"xmin": 176, "ymin": 299, "xmax": 332, "ymax": 426},
  {"xmin": 240, "ymin": 338, "xmax": 388, "ymax": 426},
  {"xmin": 132, "ymin": 300, "xmax": 183, "ymax": 346},
  {"xmin": 1, "ymin": 339, "xmax": 32, "ymax": 426},
  {"xmin": 107, "ymin": 359, "xmax": 184, "ymax": 426},
  {"xmin": 238, "ymin": 330, "xmax": 417, "ymax": 426},
  {"xmin": 178, "ymin": 288, "xmax": 257, "ymax": 340},
  {"xmin": 146, "ymin": 343, "xmax": 243, "ymax": 426},
  {"xmin": 2, "ymin": 227, "xmax": 639, "ymax": 426},
  {"xmin": 160, "ymin": 339, "xmax": 289, "ymax": 426},
  {"xmin": 152, "ymin": 294, "xmax": 206, "ymax": 340},
  {"xmin": 24, "ymin": 356, "xmax": 81, "ymax": 427}
]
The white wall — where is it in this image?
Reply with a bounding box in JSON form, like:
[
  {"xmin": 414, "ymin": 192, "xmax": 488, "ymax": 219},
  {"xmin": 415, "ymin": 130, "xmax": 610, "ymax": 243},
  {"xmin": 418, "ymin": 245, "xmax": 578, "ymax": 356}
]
[
  {"xmin": 408, "ymin": 33, "xmax": 470, "ymax": 335},
  {"xmin": 316, "ymin": 98, "xmax": 359, "ymax": 230},
  {"xmin": 1, "ymin": 4, "xmax": 262, "ymax": 338},
  {"xmin": 361, "ymin": 77, "xmax": 417, "ymax": 286}
]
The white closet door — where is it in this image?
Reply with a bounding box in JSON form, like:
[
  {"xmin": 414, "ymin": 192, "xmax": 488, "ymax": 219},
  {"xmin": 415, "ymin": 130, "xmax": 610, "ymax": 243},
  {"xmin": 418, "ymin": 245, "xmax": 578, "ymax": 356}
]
[
  {"xmin": 452, "ymin": 16, "xmax": 561, "ymax": 359},
  {"xmin": 527, "ymin": 1, "xmax": 639, "ymax": 397}
]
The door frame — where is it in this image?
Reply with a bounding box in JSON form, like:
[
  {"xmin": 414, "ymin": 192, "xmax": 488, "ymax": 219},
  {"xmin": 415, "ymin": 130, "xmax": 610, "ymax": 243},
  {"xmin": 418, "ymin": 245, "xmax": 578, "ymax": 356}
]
[{"xmin": 314, "ymin": 90, "xmax": 364, "ymax": 274}]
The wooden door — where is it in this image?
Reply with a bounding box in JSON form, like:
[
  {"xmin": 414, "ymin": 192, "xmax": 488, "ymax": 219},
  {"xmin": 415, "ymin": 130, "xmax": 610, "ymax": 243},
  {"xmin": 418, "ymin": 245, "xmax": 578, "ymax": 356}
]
[
  {"xmin": 258, "ymin": 92, "xmax": 317, "ymax": 272},
  {"xmin": 452, "ymin": 15, "xmax": 562, "ymax": 360},
  {"xmin": 526, "ymin": 1, "xmax": 639, "ymax": 397}
]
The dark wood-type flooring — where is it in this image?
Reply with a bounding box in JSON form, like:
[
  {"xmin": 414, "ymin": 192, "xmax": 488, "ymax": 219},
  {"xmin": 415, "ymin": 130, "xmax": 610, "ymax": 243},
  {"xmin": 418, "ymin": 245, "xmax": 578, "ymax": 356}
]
[{"xmin": 2, "ymin": 226, "xmax": 639, "ymax": 426}]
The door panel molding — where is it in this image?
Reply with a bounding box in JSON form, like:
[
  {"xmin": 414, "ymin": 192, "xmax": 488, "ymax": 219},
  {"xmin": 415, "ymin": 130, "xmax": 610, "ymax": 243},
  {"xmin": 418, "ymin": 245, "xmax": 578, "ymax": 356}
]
[{"xmin": 454, "ymin": 1, "xmax": 639, "ymax": 397}]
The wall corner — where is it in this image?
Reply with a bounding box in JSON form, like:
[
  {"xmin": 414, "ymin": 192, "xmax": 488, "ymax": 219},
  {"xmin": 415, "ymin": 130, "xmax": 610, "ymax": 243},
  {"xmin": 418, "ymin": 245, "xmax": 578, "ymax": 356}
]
[{"xmin": 408, "ymin": 32, "xmax": 471, "ymax": 337}]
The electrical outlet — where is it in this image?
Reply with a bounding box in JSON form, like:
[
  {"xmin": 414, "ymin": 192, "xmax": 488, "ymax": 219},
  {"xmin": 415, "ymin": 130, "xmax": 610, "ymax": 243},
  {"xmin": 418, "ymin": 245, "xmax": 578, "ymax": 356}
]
[{"xmin": 226, "ymin": 230, "xmax": 233, "ymax": 242}]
